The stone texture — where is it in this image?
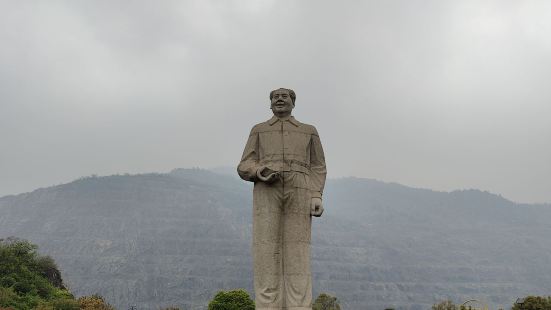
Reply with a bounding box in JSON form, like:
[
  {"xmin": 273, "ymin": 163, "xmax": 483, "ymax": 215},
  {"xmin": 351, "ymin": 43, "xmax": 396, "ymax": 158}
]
[{"xmin": 238, "ymin": 88, "xmax": 326, "ymax": 309}]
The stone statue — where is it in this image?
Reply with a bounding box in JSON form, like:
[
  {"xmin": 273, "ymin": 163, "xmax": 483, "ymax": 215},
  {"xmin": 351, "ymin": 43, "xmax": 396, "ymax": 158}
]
[{"xmin": 237, "ymin": 88, "xmax": 327, "ymax": 310}]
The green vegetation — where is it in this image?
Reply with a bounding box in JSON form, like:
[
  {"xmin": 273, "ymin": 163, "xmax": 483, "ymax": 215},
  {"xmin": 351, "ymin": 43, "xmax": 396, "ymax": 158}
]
[
  {"xmin": 432, "ymin": 297, "xmax": 551, "ymax": 310},
  {"xmin": 313, "ymin": 293, "xmax": 341, "ymax": 310},
  {"xmin": 207, "ymin": 289, "xmax": 254, "ymax": 310},
  {"xmin": 432, "ymin": 300, "xmax": 462, "ymax": 310},
  {"xmin": 0, "ymin": 237, "xmax": 114, "ymax": 310},
  {"xmin": 0, "ymin": 237, "xmax": 73, "ymax": 309},
  {"xmin": 77, "ymin": 294, "xmax": 115, "ymax": 310},
  {"xmin": 512, "ymin": 296, "xmax": 551, "ymax": 310},
  {"xmin": 4, "ymin": 236, "xmax": 551, "ymax": 310}
]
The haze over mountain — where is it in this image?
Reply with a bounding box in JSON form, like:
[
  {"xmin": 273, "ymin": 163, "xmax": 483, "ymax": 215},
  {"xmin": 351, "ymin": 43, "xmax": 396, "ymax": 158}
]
[
  {"xmin": 2, "ymin": 1, "xmax": 551, "ymax": 204},
  {"xmin": 0, "ymin": 168, "xmax": 550, "ymax": 310}
]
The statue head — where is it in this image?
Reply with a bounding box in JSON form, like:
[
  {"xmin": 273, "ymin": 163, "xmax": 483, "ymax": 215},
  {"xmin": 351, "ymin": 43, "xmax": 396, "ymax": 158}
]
[{"xmin": 270, "ymin": 88, "xmax": 296, "ymax": 117}]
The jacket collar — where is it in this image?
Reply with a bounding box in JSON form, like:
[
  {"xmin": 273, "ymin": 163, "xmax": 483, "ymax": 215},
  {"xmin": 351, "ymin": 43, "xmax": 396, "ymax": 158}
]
[{"xmin": 268, "ymin": 115, "xmax": 299, "ymax": 127}]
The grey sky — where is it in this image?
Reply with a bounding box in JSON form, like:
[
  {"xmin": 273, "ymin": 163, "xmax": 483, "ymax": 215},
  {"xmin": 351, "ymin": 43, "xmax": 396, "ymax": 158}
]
[{"xmin": 1, "ymin": 0, "xmax": 550, "ymax": 203}]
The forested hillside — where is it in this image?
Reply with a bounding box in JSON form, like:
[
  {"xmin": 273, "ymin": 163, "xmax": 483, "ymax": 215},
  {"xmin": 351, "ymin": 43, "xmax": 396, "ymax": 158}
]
[{"xmin": 0, "ymin": 169, "xmax": 550, "ymax": 309}]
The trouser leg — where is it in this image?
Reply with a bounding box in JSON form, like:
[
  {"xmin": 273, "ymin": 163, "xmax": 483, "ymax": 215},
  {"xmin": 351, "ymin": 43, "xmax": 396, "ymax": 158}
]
[
  {"xmin": 253, "ymin": 181, "xmax": 284, "ymax": 309},
  {"xmin": 283, "ymin": 183, "xmax": 313, "ymax": 310}
]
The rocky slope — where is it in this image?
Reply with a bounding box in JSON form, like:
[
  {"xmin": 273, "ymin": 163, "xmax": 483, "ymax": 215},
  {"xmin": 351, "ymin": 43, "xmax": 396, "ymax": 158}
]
[{"xmin": 0, "ymin": 169, "xmax": 550, "ymax": 309}]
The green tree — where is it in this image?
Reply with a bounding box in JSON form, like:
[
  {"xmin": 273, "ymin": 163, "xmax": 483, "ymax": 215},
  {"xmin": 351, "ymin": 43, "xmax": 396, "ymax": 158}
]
[
  {"xmin": 0, "ymin": 287, "xmax": 22, "ymax": 309},
  {"xmin": 512, "ymin": 296, "xmax": 551, "ymax": 310},
  {"xmin": 1, "ymin": 238, "xmax": 116, "ymax": 310},
  {"xmin": 0, "ymin": 238, "xmax": 74, "ymax": 310},
  {"xmin": 208, "ymin": 289, "xmax": 254, "ymax": 310},
  {"xmin": 312, "ymin": 293, "xmax": 341, "ymax": 310}
]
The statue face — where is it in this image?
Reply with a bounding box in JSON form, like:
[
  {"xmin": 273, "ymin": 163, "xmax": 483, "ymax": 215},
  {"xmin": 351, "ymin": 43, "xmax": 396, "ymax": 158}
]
[{"xmin": 270, "ymin": 89, "xmax": 294, "ymax": 116}]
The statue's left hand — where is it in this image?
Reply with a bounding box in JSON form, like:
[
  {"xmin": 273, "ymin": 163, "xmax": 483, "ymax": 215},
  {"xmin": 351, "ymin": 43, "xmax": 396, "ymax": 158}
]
[{"xmin": 310, "ymin": 197, "xmax": 324, "ymax": 217}]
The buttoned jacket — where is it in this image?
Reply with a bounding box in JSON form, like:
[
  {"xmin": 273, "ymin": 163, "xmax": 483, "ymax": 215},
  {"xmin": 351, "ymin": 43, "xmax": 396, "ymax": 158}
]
[{"xmin": 237, "ymin": 115, "xmax": 326, "ymax": 198}]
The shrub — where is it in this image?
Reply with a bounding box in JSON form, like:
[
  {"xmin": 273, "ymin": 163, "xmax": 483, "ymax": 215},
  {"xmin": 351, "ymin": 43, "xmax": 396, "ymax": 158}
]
[
  {"xmin": 432, "ymin": 300, "xmax": 458, "ymax": 310},
  {"xmin": 512, "ymin": 296, "xmax": 551, "ymax": 310},
  {"xmin": 0, "ymin": 238, "xmax": 74, "ymax": 309},
  {"xmin": 51, "ymin": 298, "xmax": 80, "ymax": 310},
  {"xmin": 77, "ymin": 294, "xmax": 116, "ymax": 310},
  {"xmin": 208, "ymin": 289, "xmax": 255, "ymax": 310},
  {"xmin": 313, "ymin": 293, "xmax": 341, "ymax": 310}
]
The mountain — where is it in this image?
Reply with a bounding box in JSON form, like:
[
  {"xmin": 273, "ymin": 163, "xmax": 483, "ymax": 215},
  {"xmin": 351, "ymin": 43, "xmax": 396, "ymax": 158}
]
[{"xmin": 0, "ymin": 168, "xmax": 550, "ymax": 310}]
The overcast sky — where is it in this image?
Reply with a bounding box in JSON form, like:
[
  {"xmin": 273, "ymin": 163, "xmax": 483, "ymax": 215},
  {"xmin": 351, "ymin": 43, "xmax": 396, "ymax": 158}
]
[{"xmin": 1, "ymin": 0, "xmax": 550, "ymax": 203}]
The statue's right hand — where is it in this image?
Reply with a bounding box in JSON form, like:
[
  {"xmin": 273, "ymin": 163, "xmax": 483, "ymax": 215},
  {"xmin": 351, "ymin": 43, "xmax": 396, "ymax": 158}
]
[{"xmin": 257, "ymin": 167, "xmax": 279, "ymax": 184}]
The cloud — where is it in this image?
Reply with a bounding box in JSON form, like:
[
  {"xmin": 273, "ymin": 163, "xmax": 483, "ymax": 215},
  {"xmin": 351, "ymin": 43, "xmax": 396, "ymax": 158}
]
[{"xmin": 0, "ymin": 0, "xmax": 550, "ymax": 203}]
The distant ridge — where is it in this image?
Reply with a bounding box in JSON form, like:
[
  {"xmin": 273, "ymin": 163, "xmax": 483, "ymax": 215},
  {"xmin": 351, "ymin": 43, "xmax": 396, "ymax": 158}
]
[{"xmin": 0, "ymin": 168, "xmax": 550, "ymax": 310}]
